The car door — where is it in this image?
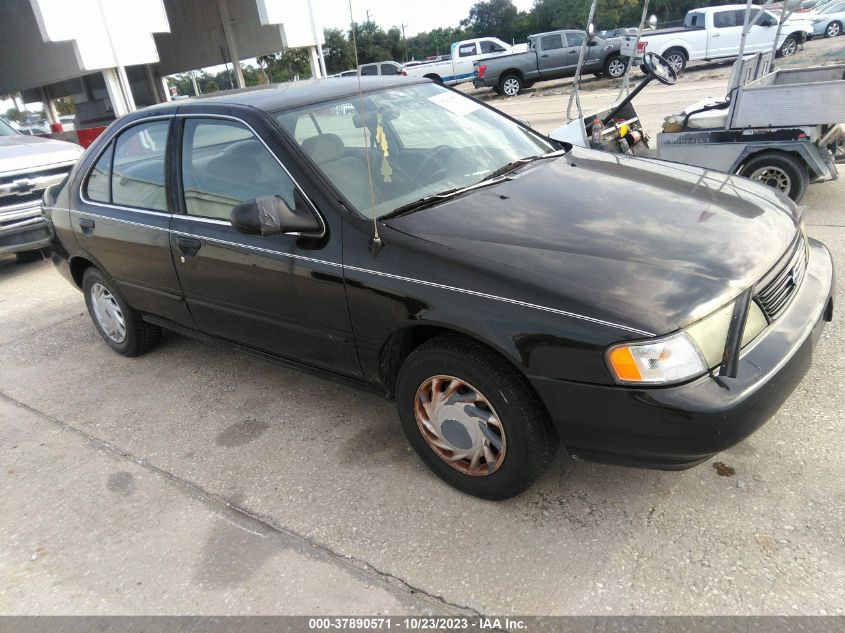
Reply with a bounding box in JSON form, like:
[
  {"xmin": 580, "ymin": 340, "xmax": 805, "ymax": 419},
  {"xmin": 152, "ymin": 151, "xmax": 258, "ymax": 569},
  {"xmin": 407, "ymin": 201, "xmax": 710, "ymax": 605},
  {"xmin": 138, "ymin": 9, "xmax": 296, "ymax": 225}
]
[
  {"xmin": 168, "ymin": 113, "xmax": 360, "ymax": 376},
  {"xmin": 740, "ymin": 9, "xmax": 772, "ymax": 52},
  {"xmin": 709, "ymin": 8, "xmax": 744, "ymax": 57},
  {"xmin": 536, "ymin": 33, "xmax": 569, "ymax": 76},
  {"xmin": 563, "ymin": 32, "xmax": 600, "ymax": 72},
  {"xmin": 73, "ymin": 117, "xmax": 193, "ymax": 326}
]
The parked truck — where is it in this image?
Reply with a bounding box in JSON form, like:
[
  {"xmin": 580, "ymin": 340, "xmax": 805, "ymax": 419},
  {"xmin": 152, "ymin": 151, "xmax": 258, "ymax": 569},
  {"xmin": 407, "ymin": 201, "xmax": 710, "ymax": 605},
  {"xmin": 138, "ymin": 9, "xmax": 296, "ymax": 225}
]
[
  {"xmin": 472, "ymin": 30, "xmax": 625, "ymax": 97},
  {"xmin": 620, "ymin": 4, "xmax": 814, "ymax": 74},
  {"xmin": 402, "ymin": 37, "xmax": 519, "ymax": 86}
]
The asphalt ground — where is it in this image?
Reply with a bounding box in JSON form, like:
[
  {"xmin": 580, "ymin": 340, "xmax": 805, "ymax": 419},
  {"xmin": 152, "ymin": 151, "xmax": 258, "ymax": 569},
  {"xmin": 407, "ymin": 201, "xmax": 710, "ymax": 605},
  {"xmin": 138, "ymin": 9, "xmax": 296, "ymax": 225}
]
[{"xmin": 1, "ymin": 44, "xmax": 844, "ymax": 615}]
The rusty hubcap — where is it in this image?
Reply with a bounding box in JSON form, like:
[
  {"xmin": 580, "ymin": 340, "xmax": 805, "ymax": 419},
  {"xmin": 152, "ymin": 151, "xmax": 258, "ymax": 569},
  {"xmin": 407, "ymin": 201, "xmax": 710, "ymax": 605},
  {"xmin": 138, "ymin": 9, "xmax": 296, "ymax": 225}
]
[{"xmin": 414, "ymin": 375, "xmax": 506, "ymax": 476}]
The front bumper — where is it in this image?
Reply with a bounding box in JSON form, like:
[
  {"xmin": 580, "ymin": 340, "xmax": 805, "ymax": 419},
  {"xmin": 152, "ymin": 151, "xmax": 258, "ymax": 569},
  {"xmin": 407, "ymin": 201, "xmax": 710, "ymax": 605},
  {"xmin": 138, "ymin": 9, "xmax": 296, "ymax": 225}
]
[
  {"xmin": 531, "ymin": 238, "xmax": 835, "ymax": 469},
  {"xmin": 0, "ymin": 205, "xmax": 51, "ymax": 255}
]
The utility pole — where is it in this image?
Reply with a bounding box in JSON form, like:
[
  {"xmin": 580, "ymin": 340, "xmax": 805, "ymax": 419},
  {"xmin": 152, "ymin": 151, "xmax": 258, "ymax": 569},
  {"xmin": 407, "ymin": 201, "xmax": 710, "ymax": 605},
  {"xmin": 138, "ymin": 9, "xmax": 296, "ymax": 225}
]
[
  {"xmin": 365, "ymin": 9, "xmax": 372, "ymax": 23},
  {"xmin": 400, "ymin": 23, "xmax": 408, "ymax": 62}
]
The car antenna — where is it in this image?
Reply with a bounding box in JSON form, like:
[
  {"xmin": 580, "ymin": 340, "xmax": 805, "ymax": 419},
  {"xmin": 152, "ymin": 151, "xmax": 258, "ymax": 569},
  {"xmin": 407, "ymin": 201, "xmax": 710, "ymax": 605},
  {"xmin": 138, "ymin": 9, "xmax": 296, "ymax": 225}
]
[{"xmin": 348, "ymin": 0, "xmax": 384, "ymax": 256}]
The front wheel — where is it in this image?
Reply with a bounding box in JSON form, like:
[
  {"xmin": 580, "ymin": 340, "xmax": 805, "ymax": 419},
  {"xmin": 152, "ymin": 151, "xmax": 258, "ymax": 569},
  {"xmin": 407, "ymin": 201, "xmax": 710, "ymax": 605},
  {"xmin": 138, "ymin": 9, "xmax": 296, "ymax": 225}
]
[
  {"xmin": 604, "ymin": 55, "xmax": 627, "ymax": 79},
  {"xmin": 738, "ymin": 151, "xmax": 809, "ymax": 202},
  {"xmin": 498, "ymin": 74, "xmax": 523, "ymax": 97},
  {"xmin": 83, "ymin": 267, "xmax": 161, "ymax": 356},
  {"xmin": 778, "ymin": 35, "xmax": 799, "ymax": 57},
  {"xmin": 395, "ymin": 336, "xmax": 559, "ymax": 500}
]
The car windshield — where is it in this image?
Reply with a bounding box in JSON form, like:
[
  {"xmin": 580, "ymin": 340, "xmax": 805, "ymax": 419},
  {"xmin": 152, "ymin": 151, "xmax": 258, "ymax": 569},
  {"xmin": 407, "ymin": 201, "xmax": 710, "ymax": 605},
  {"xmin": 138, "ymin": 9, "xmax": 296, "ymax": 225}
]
[
  {"xmin": 0, "ymin": 119, "xmax": 19, "ymax": 136},
  {"xmin": 274, "ymin": 82, "xmax": 555, "ymax": 218},
  {"xmin": 819, "ymin": 1, "xmax": 845, "ymax": 13}
]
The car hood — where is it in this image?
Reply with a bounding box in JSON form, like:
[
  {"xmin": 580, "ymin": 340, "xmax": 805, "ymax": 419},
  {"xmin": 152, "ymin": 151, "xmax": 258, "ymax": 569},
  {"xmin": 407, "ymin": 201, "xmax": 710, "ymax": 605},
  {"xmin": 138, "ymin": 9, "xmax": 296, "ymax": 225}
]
[
  {"xmin": 385, "ymin": 148, "xmax": 799, "ymax": 333},
  {"xmin": 0, "ymin": 134, "xmax": 83, "ymax": 174}
]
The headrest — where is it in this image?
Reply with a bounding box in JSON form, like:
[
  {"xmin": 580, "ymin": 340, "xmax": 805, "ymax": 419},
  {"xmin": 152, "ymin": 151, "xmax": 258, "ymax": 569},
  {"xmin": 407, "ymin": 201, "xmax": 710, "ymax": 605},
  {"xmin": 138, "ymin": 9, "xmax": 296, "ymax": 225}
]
[{"xmin": 302, "ymin": 133, "xmax": 344, "ymax": 164}]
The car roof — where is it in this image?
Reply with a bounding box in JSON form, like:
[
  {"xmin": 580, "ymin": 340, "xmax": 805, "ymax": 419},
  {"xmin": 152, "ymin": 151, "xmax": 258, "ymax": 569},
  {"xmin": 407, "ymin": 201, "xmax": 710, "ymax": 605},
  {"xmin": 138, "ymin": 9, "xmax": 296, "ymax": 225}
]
[
  {"xmin": 141, "ymin": 77, "xmax": 428, "ymax": 115},
  {"xmin": 693, "ymin": 4, "xmax": 768, "ymax": 11}
]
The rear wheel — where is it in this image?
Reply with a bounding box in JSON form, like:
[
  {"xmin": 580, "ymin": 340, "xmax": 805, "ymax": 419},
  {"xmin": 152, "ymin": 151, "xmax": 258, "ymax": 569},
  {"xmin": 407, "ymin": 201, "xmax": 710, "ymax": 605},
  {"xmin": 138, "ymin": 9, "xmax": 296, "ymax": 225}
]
[
  {"xmin": 395, "ymin": 336, "xmax": 559, "ymax": 500},
  {"xmin": 739, "ymin": 151, "xmax": 809, "ymax": 202},
  {"xmin": 663, "ymin": 48, "xmax": 687, "ymax": 75},
  {"xmin": 83, "ymin": 267, "xmax": 161, "ymax": 356},
  {"xmin": 778, "ymin": 34, "xmax": 799, "ymax": 57},
  {"xmin": 825, "ymin": 21, "xmax": 842, "ymax": 37},
  {"xmin": 498, "ymin": 74, "xmax": 523, "ymax": 97},
  {"xmin": 604, "ymin": 55, "xmax": 627, "ymax": 79}
]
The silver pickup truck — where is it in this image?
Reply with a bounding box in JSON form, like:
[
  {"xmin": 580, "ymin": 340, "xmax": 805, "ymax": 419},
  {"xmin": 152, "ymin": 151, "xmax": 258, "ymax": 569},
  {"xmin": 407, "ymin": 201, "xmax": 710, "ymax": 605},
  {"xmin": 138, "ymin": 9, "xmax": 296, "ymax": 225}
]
[
  {"xmin": 472, "ymin": 30, "xmax": 625, "ymax": 97},
  {"xmin": 1, "ymin": 118, "xmax": 82, "ymax": 262}
]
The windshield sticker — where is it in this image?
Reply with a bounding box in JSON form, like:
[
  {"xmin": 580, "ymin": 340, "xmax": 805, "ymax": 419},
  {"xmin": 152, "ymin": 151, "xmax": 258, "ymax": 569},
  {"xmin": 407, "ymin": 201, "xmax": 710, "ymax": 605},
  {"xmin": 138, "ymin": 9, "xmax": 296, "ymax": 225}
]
[{"xmin": 427, "ymin": 91, "xmax": 481, "ymax": 117}]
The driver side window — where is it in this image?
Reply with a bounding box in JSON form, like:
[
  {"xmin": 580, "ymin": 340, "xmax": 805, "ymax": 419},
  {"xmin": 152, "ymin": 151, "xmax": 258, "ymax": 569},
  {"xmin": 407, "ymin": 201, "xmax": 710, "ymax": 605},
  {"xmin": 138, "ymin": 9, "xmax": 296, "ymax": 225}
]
[{"xmin": 181, "ymin": 119, "xmax": 295, "ymax": 221}]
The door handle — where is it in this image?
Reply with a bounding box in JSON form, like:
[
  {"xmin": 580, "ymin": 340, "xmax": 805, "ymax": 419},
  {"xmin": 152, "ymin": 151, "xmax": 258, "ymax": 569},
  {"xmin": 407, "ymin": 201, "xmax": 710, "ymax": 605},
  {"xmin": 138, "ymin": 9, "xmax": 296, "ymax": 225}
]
[
  {"xmin": 79, "ymin": 218, "xmax": 95, "ymax": 234},
  {"xmin": 713, "ymin": 33, "xmax": 721, "ymax": 37},
  {"xmin": 176, "ymin": 236, "xmax": 202, "ymax": 258},
  {"xmin": 541, "ymin": 54, "xmax": 549, "ymax": 57}
]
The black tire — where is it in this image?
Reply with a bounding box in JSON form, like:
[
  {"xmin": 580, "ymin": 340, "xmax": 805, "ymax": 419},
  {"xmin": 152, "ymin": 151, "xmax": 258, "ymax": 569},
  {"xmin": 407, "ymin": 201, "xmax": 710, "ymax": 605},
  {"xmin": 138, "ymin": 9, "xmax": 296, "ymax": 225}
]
[
  {"xmin": 82, "ymin": 267, "xmax": 161, "ymax": 356},
  {"xmin": 738, "ymin": 151, "xmax": 809, "ymax": 202},
  {"xmin": 778, "ymin": 34, "xmax": 799, "ymax": 57},
  {"xmin": 395, "ymin": 335, "xmax": 559, "ymax": 500},
  {"xmin": 662, "ymin": 48, "xmax": 687, "ymax": 75},
  {"xmin": 592, "ymin": 71, "xmax": 603, "ymax": 78},
  {"xmin": 498, "ymin": 73, "xmax": 523, "ymax": 97},
  {"xmin": 604, "ymin": 54, "xmax": 627, "ymax": 79},
  {"xmin": 825, "ymin": 21, "xmax": 842, "ymax": 38},
  {"xmin": 15, "ymin": 249, "xmax": 44, "ymax": 263}
]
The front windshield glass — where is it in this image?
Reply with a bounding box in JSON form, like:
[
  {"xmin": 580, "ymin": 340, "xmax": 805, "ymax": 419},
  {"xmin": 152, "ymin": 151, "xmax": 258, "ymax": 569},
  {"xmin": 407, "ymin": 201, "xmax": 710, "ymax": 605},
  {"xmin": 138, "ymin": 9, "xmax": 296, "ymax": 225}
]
[
  {"xmin": 274, "ymin": 83, "xmax": 555, "ymax": 218},
  {"xmin": 0, "ymin": 119, "xmax": 19, "ymax": 136},
  {"xmin": 819, "ymin": 1, "xmax": 844, "ymax": 14}
]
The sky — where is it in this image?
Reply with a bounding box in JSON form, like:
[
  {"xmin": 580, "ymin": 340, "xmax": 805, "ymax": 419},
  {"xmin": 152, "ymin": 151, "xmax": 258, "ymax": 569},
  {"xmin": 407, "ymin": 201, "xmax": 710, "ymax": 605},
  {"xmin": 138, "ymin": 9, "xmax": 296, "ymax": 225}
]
[{"xmin": 316, "ymin": 0, "xmax": 536, "ymax": 36}]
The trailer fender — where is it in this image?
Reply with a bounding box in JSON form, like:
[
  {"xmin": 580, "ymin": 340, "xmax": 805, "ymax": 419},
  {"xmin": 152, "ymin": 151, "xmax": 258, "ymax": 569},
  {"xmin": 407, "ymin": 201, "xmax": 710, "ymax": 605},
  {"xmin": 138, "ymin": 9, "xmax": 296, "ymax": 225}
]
[{"xmin": 731, "ymin": 143, "xmax": 836, "ymax": 181}]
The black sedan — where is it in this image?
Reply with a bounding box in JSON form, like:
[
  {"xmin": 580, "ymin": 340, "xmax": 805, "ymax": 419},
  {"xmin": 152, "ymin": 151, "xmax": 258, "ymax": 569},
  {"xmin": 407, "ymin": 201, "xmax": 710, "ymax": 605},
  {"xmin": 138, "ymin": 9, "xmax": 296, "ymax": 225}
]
[{"xmin": 42, "ymin": 77, "xmax": 834, "ymax": 499}]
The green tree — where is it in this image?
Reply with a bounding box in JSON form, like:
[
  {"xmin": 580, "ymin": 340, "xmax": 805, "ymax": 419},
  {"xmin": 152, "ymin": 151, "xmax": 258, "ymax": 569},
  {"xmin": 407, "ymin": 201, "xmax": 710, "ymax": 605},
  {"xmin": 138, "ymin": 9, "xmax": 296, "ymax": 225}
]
[{"xmin": 323, "ymin": 27, "xmax": 354, "ymax": 73}]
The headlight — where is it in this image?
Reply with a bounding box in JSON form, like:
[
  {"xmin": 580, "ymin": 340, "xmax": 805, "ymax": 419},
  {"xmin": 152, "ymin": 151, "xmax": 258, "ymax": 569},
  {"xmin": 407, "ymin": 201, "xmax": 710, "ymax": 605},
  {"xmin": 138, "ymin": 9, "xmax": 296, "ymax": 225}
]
[
  {"xmin": 607, "ymin": 299, "xmax": 769, "ymax": 385},
  {"xmin": 607, "ymin": 332, "xmax": 706, "ymax": 385}
]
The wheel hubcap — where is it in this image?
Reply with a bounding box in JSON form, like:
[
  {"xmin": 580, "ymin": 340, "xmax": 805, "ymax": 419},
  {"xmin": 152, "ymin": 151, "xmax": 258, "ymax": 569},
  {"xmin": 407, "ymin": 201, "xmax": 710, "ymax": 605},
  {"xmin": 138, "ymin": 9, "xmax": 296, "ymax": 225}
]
[
  {"xmin": 608, "ymin": 59, "xmax": 625, "ymax": 77},
  {"xmin": 782, "ymin": 39, "xmax": 796, "ymax": 55},
  {"xmin": 90, "ymin": 282, "xmax": 126, "ymax": 343},
  {"xmin": 828, "ymin": 23, "xmax": 840, "ymax": 36},
  {"xmin": 414, "ymin": 375, "xmax": 506, "ymax": 476},
  {"xmin": 749, "ymin": 166, "xmax": 792, "ymax": 193},
  {"xmin": 667, "ymin": 55, "xmax": 684, "ymax": 72},
  {"xmin": 503, "ymin": 78, "xmax": 520, "ymax": 96}
]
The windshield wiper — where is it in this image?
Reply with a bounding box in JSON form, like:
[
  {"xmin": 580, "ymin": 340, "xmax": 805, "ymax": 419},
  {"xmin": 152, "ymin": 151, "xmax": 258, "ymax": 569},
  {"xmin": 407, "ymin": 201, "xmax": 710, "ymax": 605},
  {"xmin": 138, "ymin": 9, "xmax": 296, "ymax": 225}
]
[
  {"xmin": 381, "ymin": 176, "xmax": 513, "ymax": 220},
  {"xmin": 482, "ymin": 149, "xmax": 567, "ymax": 181}
]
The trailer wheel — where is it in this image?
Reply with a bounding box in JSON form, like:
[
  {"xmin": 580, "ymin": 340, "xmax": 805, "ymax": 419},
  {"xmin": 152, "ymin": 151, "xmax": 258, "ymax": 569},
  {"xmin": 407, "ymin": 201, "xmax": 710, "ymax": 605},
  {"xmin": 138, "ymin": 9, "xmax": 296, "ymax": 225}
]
[{"xmin": 738, "ymin": 151, "xmax": 809, "ymax": 202}]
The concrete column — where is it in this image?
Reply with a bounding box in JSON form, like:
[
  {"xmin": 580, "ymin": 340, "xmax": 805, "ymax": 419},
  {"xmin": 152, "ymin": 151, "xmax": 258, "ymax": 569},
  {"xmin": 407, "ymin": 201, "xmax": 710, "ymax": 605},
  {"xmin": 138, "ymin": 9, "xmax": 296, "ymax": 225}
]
[
  {"xmin": 40, "ymin": 88, "xmax": 59, "ymax": 125},
  {"xmin": 145, "ymin": 65, "xmax": 165, "ymax": 104},
  {"xmin": 102, "ymin": 68, "xmax": 131, "ymax": 117},
  {"xmin": 217, "ymin": 0, "xmax": 246, "ymax": 88},
  {"xmin": 116, "ymin": 65, "xmax": 137, "ymax": 112},
  {"xmin": 308, "ymin": 46, "xmax": 323, "ymax": 79},
  {"xmin": 160, "ymin": 77, "xmax": 172, "ymax": 101}
]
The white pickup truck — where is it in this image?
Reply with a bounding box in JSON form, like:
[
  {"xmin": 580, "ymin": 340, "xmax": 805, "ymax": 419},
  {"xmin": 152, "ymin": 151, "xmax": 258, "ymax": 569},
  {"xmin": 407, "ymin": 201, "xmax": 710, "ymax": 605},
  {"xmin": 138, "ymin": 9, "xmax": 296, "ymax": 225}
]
[
  {"xmin": 403, "ymin": 37, "xmax": 522, "ymax": 86},
  {"xmin": 620, "ymin": 4, "xmax": 814, "ymax": 74}
]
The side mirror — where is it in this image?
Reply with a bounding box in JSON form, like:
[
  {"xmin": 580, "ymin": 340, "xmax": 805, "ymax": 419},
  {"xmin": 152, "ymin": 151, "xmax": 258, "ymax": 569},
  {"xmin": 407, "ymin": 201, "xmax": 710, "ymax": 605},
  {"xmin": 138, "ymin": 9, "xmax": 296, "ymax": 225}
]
[
  {"xmin": 230, "ymin": 194, "xmax": 323, "ymax": 237},
  {"xmin": 648, "ymin": 14, "xmax": 658, "ymax": 30},
  {"xmin": 587, "ymin": 23, "xmax": 596, "ymax": 41}
]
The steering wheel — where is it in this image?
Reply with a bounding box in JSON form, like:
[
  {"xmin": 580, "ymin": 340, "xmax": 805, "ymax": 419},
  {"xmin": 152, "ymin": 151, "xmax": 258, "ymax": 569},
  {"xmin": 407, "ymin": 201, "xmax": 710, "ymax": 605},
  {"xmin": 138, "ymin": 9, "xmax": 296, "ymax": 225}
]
[
  {"xmin": 418, "ymin": 145, "xmax": 454, "ymax": 183},
  {"xmin": 642, "ymin": 52, "xmax": 678, "ymax": 86}
]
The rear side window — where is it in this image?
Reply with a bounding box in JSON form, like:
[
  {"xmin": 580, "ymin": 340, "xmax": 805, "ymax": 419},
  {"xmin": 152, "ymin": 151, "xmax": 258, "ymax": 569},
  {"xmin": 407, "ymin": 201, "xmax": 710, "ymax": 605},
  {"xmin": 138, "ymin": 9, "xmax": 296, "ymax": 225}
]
[
  {"xmin": 458, "ymin": 44, "xmax": 478, "ymax": 57},
  {"xmin": 181, "ymin": 118, "xmax": 295, "ymax": 220},
  {"xmin": 84, "ymin": 143, "xmax": 113, "ymax": 203},
  {"xmin": 111, "ymin": 121, "xmax": 169, "ymax": 211},
  {"xmin": 685, "ymin": 12, "xmax": 704, "ymax": 28},
  {"xmin": 540, "ymin": 34, "xmax": 564, "ymax": 50},
  {"xmin": 360, "ymin": 64, "xmax": 377, "ymax": 76},
  {"xmin": 713, "ymin": 10, "xmax": 738, "ymax": 28}
]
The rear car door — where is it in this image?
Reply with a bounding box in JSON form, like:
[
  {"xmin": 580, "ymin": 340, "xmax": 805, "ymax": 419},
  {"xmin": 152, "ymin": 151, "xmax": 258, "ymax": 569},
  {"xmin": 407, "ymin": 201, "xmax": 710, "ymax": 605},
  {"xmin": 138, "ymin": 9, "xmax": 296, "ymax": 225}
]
[
  {"xmin": 709, "ymin": 8, "xmax": 744, "ymax": 57},
  {"xmin": 169, "ymin": 112, "xmax": 360, "ymax": 376},
  {"xmin": 536, "ymin": 33, "xmax": 569, "ymax": 76},
  {"xmin": 73, "ymin": 117, "xmax": 192, "ymax": 325}
]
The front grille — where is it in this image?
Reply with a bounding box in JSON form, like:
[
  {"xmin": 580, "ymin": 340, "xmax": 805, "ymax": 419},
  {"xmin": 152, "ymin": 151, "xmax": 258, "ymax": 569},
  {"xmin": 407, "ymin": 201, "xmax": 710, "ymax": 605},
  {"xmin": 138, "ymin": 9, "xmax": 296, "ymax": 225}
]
[
  {"xmin": 0, "ymin": 165, "xmax": 71, "ymax": 188},
  {"xmin": 757, "ymin": 238, "xmax": 808, "ymax": 321},
  {"xmin": 0, "ymin": 164, "xmax": 72, "ymax": 212}
]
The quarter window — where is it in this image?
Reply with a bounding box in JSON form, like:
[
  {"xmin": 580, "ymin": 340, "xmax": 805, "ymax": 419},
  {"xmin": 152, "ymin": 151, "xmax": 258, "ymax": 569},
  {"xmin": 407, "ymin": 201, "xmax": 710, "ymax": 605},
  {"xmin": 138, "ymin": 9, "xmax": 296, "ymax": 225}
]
[
  {"xmin": 540, "ymin": 34, "xmax": 564, "ymax": 50},
  {"xmin": 85, "ymin": 143, "xmax": 113, "ymax": 203},
  {"xmin": 181, "ymin": 118, "xmax": 296, "ymax": 220},
  {"xmin": 111, "ymin": 121, "xmax": 169, "ymax": 211}
]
